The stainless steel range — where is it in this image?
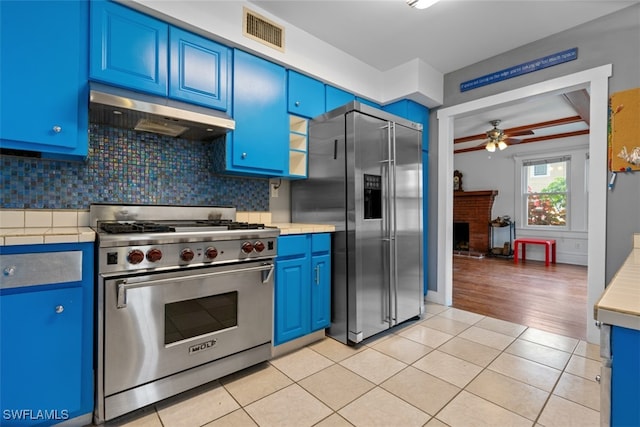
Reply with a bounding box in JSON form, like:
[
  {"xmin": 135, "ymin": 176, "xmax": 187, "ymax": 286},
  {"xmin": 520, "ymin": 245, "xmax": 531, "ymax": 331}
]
[{"xmin": 90, "ymin": 204, "xmax": 279, "ymax": 423}]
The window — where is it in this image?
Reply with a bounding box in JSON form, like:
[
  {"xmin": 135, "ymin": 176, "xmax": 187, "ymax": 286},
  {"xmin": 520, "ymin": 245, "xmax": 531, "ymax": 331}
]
[{"xmin": 523, "ymin": 156, "xmax": 570, "ymax": 227}]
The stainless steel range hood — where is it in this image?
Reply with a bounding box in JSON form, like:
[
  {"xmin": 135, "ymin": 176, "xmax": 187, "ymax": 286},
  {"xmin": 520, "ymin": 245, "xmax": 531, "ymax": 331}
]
[{"xmin": 89, "ymin": 83, "xmax": 235, "ymax": 140}]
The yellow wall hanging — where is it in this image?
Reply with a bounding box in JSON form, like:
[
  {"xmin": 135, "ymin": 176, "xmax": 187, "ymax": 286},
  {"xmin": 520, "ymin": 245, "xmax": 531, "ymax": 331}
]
[{"xmin": 609, "ymin": 87, "xmax": 640, "ymax": 172}]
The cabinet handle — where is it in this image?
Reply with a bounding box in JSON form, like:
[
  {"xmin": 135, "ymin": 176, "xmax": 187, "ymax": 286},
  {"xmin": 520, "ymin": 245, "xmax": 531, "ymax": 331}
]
[
  {"xmin": 3, "ymin": 266, "xmax": 16, "ymax": 276},
  {"xmin": 295, "ymin": 101, "xmax": 300, "ymax": 107},
  {"xmin": 595, "ymin": 374, "xmax": 601, "ymax": 383},
  {"xmin": 52, "ymin": 125, "xmax": 62, "ymax": 133},
  {"xmin": 241, "ymin": 152, "xmax": 247, "ymax": 159},
  {"xmin": 314, "ymin": 265, "xmax": 320, "ymax": 285},
  {"xmin": 55, "ymin": 305, "xmax": 64, "ymax": 314}
]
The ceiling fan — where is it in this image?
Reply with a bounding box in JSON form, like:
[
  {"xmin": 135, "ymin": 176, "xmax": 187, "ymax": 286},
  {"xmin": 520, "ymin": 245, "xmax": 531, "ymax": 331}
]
[{"xmin": 481, "ymin": 120, "xmax": 534, "ymax": 152}]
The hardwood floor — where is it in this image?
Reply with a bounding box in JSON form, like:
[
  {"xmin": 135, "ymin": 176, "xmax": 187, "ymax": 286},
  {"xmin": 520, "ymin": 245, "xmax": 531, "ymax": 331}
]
[{"xmin": 452, "ymin": 255, "xmax": 588, "ymax": 340}]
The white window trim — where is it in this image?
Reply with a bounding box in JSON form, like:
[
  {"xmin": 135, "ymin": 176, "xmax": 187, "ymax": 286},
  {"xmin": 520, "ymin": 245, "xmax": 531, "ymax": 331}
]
[{"xmin": 517, "ymin": 155, "xmax": 572, "ymax": 231}]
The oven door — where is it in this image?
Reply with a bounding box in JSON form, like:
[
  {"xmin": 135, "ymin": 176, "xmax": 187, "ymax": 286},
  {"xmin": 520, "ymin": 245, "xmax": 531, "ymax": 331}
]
[{"xmin": 102, "ymin": 260, "xmax": 274, "ymax": 397}]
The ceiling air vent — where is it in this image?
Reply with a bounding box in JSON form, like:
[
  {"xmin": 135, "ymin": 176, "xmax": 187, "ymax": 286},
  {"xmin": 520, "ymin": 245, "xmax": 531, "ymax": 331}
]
[{"xmin": 243, "ymin": 7, "xmax": 285, "ymax": 52}]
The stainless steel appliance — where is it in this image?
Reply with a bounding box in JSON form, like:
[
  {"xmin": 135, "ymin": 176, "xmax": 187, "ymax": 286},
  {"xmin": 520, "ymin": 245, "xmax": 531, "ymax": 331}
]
[
  {"xmin": 291, "ymin": 101, "xmax": 424, "ymax": 344},
  {"xmin": 89, "ymin": 82, "xmax": 235, "ymax": 140},
  {"xmin": 90, "ymin": 204, "xmax": 278, "ymax": 423}
]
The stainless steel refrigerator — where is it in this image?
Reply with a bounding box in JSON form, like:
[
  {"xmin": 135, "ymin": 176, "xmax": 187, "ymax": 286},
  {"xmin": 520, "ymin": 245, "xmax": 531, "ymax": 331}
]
[{"xmin": 291, "ymin": 101, "xmax": 424, "ymax": 344}]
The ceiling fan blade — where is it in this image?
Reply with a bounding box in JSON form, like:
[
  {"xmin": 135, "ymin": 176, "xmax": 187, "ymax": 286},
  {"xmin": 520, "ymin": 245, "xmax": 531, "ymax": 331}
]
[
  {"xmin": 505, "ymin": 137, "xmax": 522, "ymax": 145},
  {"xmin": 505, "ymin": 130, "xmax": 535, "ymax": 137}
]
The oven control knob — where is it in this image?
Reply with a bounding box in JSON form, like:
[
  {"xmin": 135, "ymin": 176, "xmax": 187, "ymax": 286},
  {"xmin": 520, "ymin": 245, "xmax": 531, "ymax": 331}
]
[
  {"xmin": 146, "ymin": 248, "xmax": 163, "ymax": 263},
  {"xmin": 254, "ymin": 241, "xmax": 265, "ymax": 252},
  {"xmin": 180, "ymin": 248, "xmax": 195, "ymax": 262},
  {"xmin": 127, "ymin": 249, "xmax": 145, "ymax": 264},
  {"xmin": 205, "ymin": 247, "xmax": 218, "ymax": 260},
  {"xmin": 241, "ymin": 241, "xmax": 254, "ymax": 254}
]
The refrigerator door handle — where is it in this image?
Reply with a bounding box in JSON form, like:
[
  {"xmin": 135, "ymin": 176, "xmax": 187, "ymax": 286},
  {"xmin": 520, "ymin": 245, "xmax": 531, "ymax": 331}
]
[{"xmin": 391, "ymin": 122, "xmax": 399, "ymax": 324}]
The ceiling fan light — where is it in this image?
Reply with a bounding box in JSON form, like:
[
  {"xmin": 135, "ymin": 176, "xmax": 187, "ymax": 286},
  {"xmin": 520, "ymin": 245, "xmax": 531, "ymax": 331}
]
[
  {"xmin": 485, "ymin": 142, "xmax": 496, "ymax": 152},
  {"xmin": 406, "ymin": 0, "xmax": 440, "ymax": 9},
  {"xmin": 498, "ymin": 140, "xmax": 508, "ymax": 150}
]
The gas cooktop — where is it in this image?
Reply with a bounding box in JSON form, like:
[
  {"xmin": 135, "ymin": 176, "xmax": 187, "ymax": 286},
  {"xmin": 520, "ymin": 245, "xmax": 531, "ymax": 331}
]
[{"xmin": 98, "ymin": 220, "xmax": 266, "ymax": 234}]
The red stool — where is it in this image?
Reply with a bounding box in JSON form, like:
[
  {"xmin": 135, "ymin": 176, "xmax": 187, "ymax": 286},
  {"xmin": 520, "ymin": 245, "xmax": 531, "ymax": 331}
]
[{"xmin": 514, "ymin": 238, "xmax": 557, "ymax": 266}]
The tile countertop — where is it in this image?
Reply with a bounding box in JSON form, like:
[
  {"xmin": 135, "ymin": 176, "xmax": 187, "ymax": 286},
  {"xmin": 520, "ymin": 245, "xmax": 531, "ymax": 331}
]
[
  {"xmin": 0, "ymin": 210, "xmax": 335, "ymax": 246},
  {"xmin": 594, "ymin": 233, "xmax": 640, "ymax": 331},
  {"xmin": 270, "ymin": 223, "xmax": 335, "ymax": 235},
  {"xmin": 0, "ymin": 209, "xmax": 95, "ymax": 246}
]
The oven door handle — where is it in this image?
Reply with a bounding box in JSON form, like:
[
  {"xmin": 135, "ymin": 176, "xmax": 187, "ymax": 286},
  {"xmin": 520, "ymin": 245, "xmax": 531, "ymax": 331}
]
[{"xmin": 116, "ymin": 263, "xmax": 275, "ymax": 309}]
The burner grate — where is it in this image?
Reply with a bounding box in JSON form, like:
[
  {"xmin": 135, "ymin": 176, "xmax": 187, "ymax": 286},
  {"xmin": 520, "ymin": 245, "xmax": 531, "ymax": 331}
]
[{"xmin": 99, "ymin": 222, "xmax": 175, "ymax": 234}]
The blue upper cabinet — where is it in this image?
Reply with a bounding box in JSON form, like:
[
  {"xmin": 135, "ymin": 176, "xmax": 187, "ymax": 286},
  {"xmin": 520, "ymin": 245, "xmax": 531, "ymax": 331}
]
[
  {"xmin": 225, "ymin": 49, "xmax": 288, "ymax": 176},
  {"xmin": 356, "ymin": 97, "xmax": 381, "ymax": 109},
  {"xmin": 169, "ymin": 27, "xmax": 230, "ymax": 110},
  {"xmin": 90, "ymin": 0, "xmax": 169, "ymax": 96},
  {"xmin": 287, "ymin": 70, "xmax": 325, "ymax": 119},
  {"xmin": 0, "ymin": 0, "xmax": 88, "ymax": 158},
  {"xmin": 383, "ymin": 99, "xmax": 429, "ymax": 150},
  {"xmin": 90, "ymin": 1, "xmax": 230, "ymax": 111},
  {"xmin": 325, "ymin": 85, "xmax": 355, "ymax": 112}
]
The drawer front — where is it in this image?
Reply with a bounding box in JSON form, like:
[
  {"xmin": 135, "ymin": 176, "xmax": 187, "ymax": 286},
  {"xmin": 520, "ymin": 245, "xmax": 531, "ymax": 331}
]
[
  {"xmin": 311, "ymin": 233, "xmax": 330, "ymax": 253},
  {"xmin": 277, "ymin": 235, "xmax": 308, "ymax": 258},
  {"xmin": 1, "ymin": 251, "xmax": 82, "ymax": 290}
]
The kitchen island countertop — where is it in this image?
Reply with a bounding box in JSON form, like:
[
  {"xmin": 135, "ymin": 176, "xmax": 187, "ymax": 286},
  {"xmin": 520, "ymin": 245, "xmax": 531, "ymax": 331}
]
[{"xmin": 594, "ymin": 233, "xmax": 640, "ymax": 330}]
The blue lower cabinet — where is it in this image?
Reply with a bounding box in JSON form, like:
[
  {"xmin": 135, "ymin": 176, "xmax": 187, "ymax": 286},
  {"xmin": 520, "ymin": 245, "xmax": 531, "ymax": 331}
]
[
  {"xmin": 274, "ymin": 234, "xmax": 331, "ymax": 345},
  {"xmin": 0, "ymin": 243, "xmax": 93, "ymax": 426},
  {"xmin": 611, "ymin": 325, "xmax": 640, "ymax": 426}
]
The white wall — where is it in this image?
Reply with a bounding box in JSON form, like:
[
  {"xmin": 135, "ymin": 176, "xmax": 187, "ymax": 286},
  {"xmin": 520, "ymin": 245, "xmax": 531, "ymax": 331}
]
[{"xmin": 454, "ymin": 135, "xmax": 589, "ymax": 265}]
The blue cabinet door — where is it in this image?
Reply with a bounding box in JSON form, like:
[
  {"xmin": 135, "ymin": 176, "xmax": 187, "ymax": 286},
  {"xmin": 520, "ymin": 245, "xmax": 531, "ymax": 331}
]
[
  {"xmin": 0, "ymin": 287, "xmax": 83, "ymax": 423},
  {"xmin": 230, "ymin": 49, "xmax": 287, "ymax": 175},
  {"xmin": 0, "ymin": 243, "xmax": 94, "ymax": 424},
  {"xmin": 288, "ymin": 71, "xmax": 325, "ymax": 118},
  {"xmin": 274, "ymin": 257, "xmax": 310, "ymax": 345},
  {"xmin": 275, "ymin": 234, "xmax": 331, "ymax": 345},
  {"xmin": 325, "ymin": 85, "xmax": 355, "ymax": 112},
  {"xmin": 169, "ymin": 27, "xmax": 230, "ymax": 111},
  {"xmin": 611, "ymin": 325, "xmax": 640, "ymax": 427},
  {"xmin": 311, "ymin": 253, "xmax": 331, "ymax": 331},
  {"xmin": 0, "ymin": 0, "xmax": 88, "ymax": 157},
  {"xmin": 90, "ymin": 0, "xmax": 168, "ymax": 95}
]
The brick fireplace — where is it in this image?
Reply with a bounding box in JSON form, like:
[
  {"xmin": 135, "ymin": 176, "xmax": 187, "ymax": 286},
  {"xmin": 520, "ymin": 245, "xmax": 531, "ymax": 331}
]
[{"xmin": 453, "ymin": 190, "xmax": 498, "ymax": 254}]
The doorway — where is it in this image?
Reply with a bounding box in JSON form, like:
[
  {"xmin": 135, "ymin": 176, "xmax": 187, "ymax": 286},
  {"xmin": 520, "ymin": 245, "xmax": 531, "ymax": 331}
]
[{"xmin": 431, "ymin": 65, "xmax": 612, "ymax": 343}]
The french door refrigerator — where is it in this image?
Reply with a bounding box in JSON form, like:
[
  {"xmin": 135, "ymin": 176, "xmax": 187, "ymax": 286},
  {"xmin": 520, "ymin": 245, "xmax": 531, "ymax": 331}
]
[{"xmin": 291, "ymin": 101, "xmax": 424, "ymax": 344}]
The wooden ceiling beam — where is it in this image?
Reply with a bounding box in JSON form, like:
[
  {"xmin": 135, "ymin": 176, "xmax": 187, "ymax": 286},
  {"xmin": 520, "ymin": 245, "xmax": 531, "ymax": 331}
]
[
  {"xmin": 453, "ymin": 115, "xmax": 586, "ymax": 144},
  {"xmin": 454, "ymin": 129, "xmax": 590, "ymax": 154}
]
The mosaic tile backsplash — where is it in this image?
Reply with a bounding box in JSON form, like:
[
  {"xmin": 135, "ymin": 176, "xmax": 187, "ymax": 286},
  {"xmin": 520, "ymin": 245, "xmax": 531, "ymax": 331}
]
[{"xmin": 1, "ymin": 125, "xmax": 269, "ymax": 210}]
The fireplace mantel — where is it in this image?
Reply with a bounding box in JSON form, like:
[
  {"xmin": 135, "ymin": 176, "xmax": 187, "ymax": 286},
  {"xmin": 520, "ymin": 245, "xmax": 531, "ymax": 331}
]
[
  {"xmin": 453, "ymin": 190, "xmax": 498, "ymax": 254},
  {"xmin": 454, "ymin": 190, "xmax": 498, "ymax": 198}
]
